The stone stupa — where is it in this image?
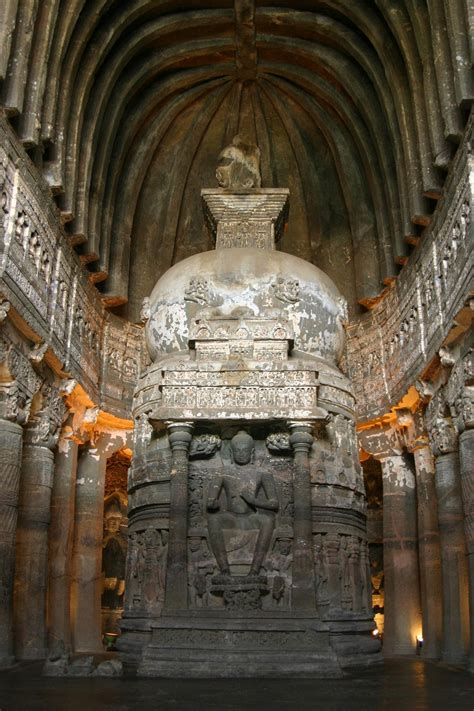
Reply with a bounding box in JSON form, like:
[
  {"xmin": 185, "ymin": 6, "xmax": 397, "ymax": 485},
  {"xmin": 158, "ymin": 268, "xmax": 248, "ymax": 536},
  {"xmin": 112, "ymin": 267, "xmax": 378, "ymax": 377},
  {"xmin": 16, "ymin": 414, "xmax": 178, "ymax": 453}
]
[{"xmin": 117, "ymin": 136, "xmax": 381, "ymax": 677}]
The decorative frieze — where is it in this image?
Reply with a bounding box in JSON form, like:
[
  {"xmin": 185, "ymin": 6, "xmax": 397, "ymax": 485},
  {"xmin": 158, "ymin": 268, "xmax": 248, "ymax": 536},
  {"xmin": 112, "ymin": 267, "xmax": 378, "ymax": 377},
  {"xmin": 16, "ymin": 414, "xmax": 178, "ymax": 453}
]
[
  {"xmin": 346, "ymin": 116, "xmax": 473, "ymax": 422},
  {"xmin": 0, "ymin": 117, "xmax": 145, "ymax": 420}
]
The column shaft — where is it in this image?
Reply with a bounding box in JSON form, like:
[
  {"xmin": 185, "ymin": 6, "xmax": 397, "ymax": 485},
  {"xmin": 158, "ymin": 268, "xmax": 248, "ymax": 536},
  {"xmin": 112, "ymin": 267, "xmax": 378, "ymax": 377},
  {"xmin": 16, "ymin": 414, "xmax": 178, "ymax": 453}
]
[
  {"xmin": 458, "ymin": 429, "xmax": 474, "ymax": 671},
  {"xmin": 413, "ymin": 446, "xmax": 443, "ymax": 659},
  {"xmin": 0, "ymin": 419, "xmax": 23, "ymax": 666},
  {"xmin": 164, "ymin": 423, "xmax": 193, "ymax": 611},
  {"xmin": 14, "ymin": 442, "xmax": 55, "ymax": 659},
  {"xmin": 382, "ymin": 454, "xmax": 422, "ymax": 656},
  {"xmin": 435, "ymin": 451, "xmax": 470, "ymax": 664},
  {"xmin": 289, "ymin": 424, "xmax": 316, "ymax": 611},
  {"xmin": 47, "ymin": 436, "xmax": 78, "ymax": 650},
  {"xmin": 70, "ymin": 445, "xmax": 106, "ymax": 652}
]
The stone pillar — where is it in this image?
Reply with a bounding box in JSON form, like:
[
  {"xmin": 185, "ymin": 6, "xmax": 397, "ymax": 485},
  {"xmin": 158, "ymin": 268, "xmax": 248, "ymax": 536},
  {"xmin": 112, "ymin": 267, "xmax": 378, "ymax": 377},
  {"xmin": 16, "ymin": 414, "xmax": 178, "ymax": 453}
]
[
  {"xmin": 449, "ymin": 366, "xmax": 474, "ymax": 671},
  {"xmin": 0, "ymin": 418, "xmax": 23, "ymax": 666},
  {"xmin": 434, "ymin": 450, "xmax": 470, "ymax": 664},
  {"xmin": 359, "ymin": 425, "xmax": 422, "ymax": 656},
  {"xmin": 381, "ymin": 453, "xmax": 422, "ymax": 656},
  {"xmin": 412, "ymin": 445, "xmax": 443, "ymax": 659},
  {"xmin": 70, "ymin": 441, "xmax": 107, "ymax": 653},
  {"xmin": 426, "ymin": 390, "xmax": 470, "ymax": 666},
  {"xmin": 163, "ymin": 421, "xmax": 193, "ymax": 611},
  {"xmin": 459, "ymin": 427, "xmax": 474, "ymax": 671},
  {"xmin": 13, "ymin": 423, "xmax": 56, "ymax": 659},
  {"xmin": 398, "ymin": 409, "xmax": 443, "ymax": 660},
  {"xmin": 0, "ymin": 332, "xmax": 41, "ymax": 667},
  {"xmin": 47, "ymin": 428, "xmax": 78, "ymax": 650},
  {"xmin": 288, "ymin": 422, "xmax": 316, "ymax": 610}
]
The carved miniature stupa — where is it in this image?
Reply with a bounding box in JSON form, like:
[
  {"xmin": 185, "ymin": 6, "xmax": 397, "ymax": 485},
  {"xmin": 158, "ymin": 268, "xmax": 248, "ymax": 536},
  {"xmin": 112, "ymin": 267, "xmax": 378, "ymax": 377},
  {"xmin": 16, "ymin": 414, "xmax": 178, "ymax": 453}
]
[{"xmin": 118, "ymin": 136, "xmax": 381, "ymax": 676}]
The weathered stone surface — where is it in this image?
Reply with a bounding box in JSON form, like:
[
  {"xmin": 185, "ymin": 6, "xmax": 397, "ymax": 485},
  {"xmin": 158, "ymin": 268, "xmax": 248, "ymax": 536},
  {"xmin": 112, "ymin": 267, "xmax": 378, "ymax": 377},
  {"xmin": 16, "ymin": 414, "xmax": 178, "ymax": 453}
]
[
  {"xmin": 14, "ymin": 433, "xmax": 55, "ymax": 659},
  {"xmin": 48, "ymin": 432, "xmax": 78, "ymax": 651},
  {"xmin": 381, "ymin": 454, "xmax": 422, "ymax": 656},
  {"xmin": 413, "ymin": 445, "xmax": 443, "ymax": 660},
  {"xmin": 434, "ymin": 450, "xmax": 470, "ymax": 665},
  {"xmin": 124, "ymin": 154, "xmax": 379, "ymax": 677},
  {"xmin": 0, "ymin": 418, "xmax": 23, "ymax": 667},
  {"xmin": 0, "ymin": 0, "xmax": 472, "ymax": 678}
]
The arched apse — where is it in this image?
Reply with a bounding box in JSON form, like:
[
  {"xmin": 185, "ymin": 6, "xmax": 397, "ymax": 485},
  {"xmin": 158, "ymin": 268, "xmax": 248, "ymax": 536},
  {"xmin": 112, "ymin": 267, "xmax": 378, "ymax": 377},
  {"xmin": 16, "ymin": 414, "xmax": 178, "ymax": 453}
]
[{"xmin": 1, "ymin": 0, "xmax": 471, "ymax": 321}]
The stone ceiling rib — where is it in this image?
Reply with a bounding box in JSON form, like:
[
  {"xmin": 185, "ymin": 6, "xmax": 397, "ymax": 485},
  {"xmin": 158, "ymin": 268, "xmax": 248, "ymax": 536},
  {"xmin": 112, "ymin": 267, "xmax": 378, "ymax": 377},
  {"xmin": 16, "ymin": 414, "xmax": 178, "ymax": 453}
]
[{"xmin": 0, "ymin": 0, "xmax": 470, "ymax": 320}]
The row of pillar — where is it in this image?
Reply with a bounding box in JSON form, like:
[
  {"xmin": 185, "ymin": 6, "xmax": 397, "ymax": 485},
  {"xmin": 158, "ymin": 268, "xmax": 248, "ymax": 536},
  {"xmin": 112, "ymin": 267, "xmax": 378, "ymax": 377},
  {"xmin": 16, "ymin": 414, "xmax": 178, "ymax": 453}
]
[
  {"xmin": 360, "ymin": 372, "xmax": 473, "ymax": 670},
  {"xmin": 0, "ymin": 409, "xmax": 128, "ymax": 666}
]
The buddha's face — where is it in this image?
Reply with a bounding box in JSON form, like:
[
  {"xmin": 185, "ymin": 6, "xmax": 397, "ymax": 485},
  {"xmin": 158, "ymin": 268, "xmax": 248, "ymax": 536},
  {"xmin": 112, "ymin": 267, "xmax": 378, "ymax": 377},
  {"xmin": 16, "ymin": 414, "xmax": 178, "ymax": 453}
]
[{"xmin": 230, "ymin": 433, "xmax": 254, "ymax": 465}]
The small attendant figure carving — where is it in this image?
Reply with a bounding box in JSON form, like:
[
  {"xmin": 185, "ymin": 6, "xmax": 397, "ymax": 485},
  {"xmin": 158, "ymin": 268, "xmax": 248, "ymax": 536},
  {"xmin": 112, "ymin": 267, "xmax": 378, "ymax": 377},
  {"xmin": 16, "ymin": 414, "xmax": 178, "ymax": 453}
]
[
  {"xmin": 268, "ymin": 537, "xmax": 292, "ymax": 607},
  {"xmin": 188, "ymin": 536, "xmax": 215, "ymax": 608},
  {"xmin": 101, "ymin": 502, "xmax": 127, "ymax": 610},
  {"xmin": 339, "ymin": 536, "xmax": 352, "ymax": 610},
  {"xmin": 207, "ymin": 430, "xmax": 279, "ymax": 576},
  {"xmin": 314, "ymin": 534, "xmax": 329, "ymax": 605}
]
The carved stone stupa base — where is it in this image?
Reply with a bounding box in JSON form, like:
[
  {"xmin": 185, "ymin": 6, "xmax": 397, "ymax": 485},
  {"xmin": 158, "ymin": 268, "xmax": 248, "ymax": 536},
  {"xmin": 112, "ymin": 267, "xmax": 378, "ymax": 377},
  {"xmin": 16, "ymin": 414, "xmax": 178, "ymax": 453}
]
[
  {"xmin": 118, "ymin": 141, "xmax": 381, "ymax": 676},
  {"xmin": 139, "ymin": 615, "xmax": 343, "ymax": 678}
]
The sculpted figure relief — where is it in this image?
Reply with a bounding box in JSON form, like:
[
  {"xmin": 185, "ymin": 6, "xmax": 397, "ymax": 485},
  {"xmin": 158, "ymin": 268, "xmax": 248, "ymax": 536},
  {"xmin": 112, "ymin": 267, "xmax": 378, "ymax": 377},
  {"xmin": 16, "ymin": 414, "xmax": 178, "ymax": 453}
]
[
  {"xmin": 216, "ymin": 136, "xmax": 261, "ymax": 190},
  {"xmin": 206, "ymin": 430, "xmax": 279, "ymax": 576},
  {"xmin": 267, "ymin": 537, "xmax": 292, "ymax": 607},
  {"xmin": 188, "ymin": 536, "xmax": 215, "ymax": 608},
  {"xmin": 102, "ymin": 501, "xmax": 127, "ymax": 611}
]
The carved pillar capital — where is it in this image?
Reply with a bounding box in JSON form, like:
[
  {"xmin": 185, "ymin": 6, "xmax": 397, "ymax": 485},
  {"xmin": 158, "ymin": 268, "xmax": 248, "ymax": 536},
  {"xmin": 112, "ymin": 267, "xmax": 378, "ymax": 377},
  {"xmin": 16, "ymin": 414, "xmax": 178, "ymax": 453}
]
[
  {"xmin": 0, "ymin": 340, "xmax": 42, "ymax": 425},
  {"xmin": 425, "ymin": 389, "xmax": 458, "ymax": 456},
  {"xmin": 444, "ymin": 348, "xmax": 474, "ymax": 433},
  {"xmin": 453, "ymin": 386, "xmax": 474, "ymax": 432},
  {"xmin": 288, "ymin": 421, "xmax": 313, "ymax": 453},
  {"xmin": 166, "ymin": 421, "xmax": 194, "ymax": 452},
  {"xmin": 396, "ymin": 408, "xmax": 430, "ymax": 452},
  {"xmin": 24, "ymin": 383, "xmax": 67, "ymax": 450},
  {"xmin": 357, "ymin": 423, "xmax": 404, "ymax": 460}
]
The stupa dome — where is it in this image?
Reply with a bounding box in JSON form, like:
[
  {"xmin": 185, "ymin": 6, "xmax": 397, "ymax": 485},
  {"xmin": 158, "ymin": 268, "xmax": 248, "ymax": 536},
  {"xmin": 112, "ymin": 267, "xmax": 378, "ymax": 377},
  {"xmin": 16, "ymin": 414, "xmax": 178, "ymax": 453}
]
[{"xmin": 145, "ymin": 246, "xmax": 347, "ymax": 366}]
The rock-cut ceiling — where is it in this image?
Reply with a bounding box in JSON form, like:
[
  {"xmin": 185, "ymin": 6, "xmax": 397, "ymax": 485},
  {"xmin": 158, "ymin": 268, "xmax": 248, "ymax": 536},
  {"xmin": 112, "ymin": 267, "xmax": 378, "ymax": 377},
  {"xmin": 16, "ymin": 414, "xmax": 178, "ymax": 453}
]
[{"xmin": 1, "ymin": 0, "xmax": 471, "ymax": 321}]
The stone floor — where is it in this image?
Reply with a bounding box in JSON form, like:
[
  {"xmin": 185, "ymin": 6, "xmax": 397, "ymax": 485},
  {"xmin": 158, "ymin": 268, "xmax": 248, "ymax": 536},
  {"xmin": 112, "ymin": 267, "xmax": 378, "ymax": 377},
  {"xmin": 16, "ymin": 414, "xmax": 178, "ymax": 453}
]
[{"xmin": 0, "ymin": 659, "xmax": 473, "ymax": 711}]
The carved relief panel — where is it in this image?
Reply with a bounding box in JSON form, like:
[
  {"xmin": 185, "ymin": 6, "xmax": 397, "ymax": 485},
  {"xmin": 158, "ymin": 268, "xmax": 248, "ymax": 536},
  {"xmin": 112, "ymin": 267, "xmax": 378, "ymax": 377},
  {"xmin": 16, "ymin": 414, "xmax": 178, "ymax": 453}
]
[
  {"xmin": 186, "ymin": 430, "xmax": 295, "ymax": 611},
  {"xmin": 125, "ymin": 527, "xmax": 168, "ymax": 616},
  {"xmin": 312, "ymin": 533, "xmax": 372, "ymax": 619}
]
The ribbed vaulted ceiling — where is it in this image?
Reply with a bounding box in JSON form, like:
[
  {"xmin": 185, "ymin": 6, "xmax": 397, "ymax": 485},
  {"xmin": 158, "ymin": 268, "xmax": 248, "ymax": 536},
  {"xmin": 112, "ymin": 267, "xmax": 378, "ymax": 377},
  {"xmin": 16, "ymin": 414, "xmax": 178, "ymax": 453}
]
[{"xmin": 1, "ymin": 1, "xmax": 471, "ymax": 321}]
